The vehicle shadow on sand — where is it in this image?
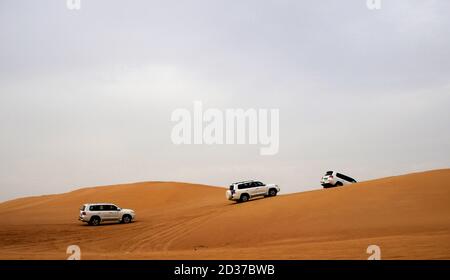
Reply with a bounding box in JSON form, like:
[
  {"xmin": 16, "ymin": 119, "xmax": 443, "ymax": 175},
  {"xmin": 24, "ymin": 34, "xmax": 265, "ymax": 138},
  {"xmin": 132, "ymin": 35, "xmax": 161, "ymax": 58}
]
[
  {"xmin": 224, "ymin": 196, "xmax": 269, "ymax": 206},
  {"xmin": 80, "ymin": 221, "xmax": 139, "ymax": 227}
]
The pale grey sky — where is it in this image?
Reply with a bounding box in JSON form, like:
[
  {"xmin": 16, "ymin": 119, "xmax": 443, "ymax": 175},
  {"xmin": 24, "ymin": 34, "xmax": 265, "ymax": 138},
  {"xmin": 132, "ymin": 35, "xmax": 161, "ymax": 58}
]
[{"xmin": 0, "ymin": 0, "xmax": 449, "ymax": 201}]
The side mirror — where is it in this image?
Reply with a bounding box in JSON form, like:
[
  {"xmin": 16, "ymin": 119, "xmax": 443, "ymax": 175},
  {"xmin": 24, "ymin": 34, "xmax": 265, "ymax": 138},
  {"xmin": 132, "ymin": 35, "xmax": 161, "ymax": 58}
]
[{"xmin": 117, "ymin": 208, "xmax": 121, "ymax": 211}]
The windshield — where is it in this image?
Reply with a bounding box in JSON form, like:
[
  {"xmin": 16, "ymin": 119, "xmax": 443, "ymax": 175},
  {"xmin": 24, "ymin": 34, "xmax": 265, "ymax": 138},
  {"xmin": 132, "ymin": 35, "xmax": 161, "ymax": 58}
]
[
  {"xmin": 325, "ymin": 171, "xmax": 333, "ymax": 176},
  {"xmin": 229, "ymin": 185, "xmax": 234, "ymax": 190}
]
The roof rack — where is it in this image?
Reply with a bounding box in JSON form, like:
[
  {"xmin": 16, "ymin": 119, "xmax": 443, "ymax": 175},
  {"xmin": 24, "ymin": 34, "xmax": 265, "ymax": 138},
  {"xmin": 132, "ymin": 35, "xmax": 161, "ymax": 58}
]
[{"xmin": 232, "ymin": 180, "xmax": 255, "ymax": 184}]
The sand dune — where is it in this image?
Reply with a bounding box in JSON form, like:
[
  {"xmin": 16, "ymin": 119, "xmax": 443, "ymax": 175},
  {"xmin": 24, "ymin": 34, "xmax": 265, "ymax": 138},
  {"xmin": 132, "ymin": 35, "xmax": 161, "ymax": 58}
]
[{"xmin": 0, "ymin": 169, "xmax": 449, "ymax": 259}]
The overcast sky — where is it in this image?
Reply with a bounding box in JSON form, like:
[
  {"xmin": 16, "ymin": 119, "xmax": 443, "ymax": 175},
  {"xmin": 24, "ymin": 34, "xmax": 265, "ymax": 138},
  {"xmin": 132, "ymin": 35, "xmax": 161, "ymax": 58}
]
[{"xmin": 0, "ymin": 0, "xmax": 449, "ymax": 201}]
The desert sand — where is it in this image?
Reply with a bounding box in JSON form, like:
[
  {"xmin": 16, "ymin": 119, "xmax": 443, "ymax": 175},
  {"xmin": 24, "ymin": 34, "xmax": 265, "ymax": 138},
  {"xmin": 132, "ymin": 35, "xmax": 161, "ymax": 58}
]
[{"xmin": 0, "ymin": 169, "xmax": 449, "ymax": 260}]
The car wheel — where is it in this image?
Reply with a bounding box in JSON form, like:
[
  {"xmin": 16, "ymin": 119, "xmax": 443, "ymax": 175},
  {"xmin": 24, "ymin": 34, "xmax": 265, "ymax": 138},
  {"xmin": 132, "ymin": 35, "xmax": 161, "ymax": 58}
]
[
  {"xmin": 268, "ymin": 188, "xmax": 277, "ymax": 197},
  {"xmin": 89, "ymin": 216, "xmax": 100, "ymax": 226},
  {"xmin": 240, "ymin": 194, "xmax": 250, "ymax": 202},
  {"xmin": 335, "ymin": 181, "xmax": 343, "ymax": 187},
  {"xmin": 122, "ymin": 214, "xmax": 132, "ymax": 224}
]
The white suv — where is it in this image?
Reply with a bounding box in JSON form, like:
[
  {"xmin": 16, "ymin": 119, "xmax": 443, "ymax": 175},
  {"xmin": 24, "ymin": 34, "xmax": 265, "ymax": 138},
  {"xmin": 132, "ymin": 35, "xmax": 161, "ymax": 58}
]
[
  {"xmin": 79, "ymin": 203, "xmax": 136, "ymax": 226},
  {"xmin": 226, "ymin": 181, "xmax": 280, "ymax": 202},
  {"xmin": 320, "ymin": 171, "xmax": 357, "ymax": 188}
]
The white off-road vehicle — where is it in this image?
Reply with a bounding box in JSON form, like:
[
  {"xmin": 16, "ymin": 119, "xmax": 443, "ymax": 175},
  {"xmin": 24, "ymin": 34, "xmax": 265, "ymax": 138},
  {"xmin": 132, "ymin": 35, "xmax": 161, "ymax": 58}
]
[
  {"xmin": 226, "ymin": 181, "xmax": 280, "ymax": 202},
  {"xmin": 79, "ymin": 203, "xmax": 136, "ymax": 226},
  {"xmin": 320, "ymin": 171, "xmax": 357, "ymax": 188}
]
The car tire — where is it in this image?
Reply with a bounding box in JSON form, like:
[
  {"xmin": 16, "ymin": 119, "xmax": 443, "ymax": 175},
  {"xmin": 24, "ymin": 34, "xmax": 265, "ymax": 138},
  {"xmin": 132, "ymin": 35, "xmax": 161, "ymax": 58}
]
[
  {"xmin": 89, "ymin": 216, "xmax": 101, "ymax": 226},
  {"xmin": 335, "ymin": 181, "xmax": 343, "ymax": 187},
  {"xmin": 122, "ymin": 214, "xmax": 132, "ymax": 224},
  {"xmin": 268, "ymin": 188, "xmax": 277, "ymax": 197},
  {"xmin": 240, "ymin": 194, "xmax": 250, "ymax": 203}
]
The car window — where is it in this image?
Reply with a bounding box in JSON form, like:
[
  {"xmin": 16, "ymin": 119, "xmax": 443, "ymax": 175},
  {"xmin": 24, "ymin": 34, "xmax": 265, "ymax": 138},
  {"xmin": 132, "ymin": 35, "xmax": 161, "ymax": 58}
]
[
  {"xmin": 336, "ymin": 173, "xmax": 355, "ymax": 182},
  {"xmin": 80, "ymin": 205, "xmax": 85, "ymax": 211},
  {"xmin": 110, "ymin": 205, "xmax": 117, "ymax": 211},
  {"xmin": 101, "ymin": 205, "xmax": 110, "ymax": 211},
  {"xmin": 239, "ymin": 183, "xmax": 250, "ymax": 189}
]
